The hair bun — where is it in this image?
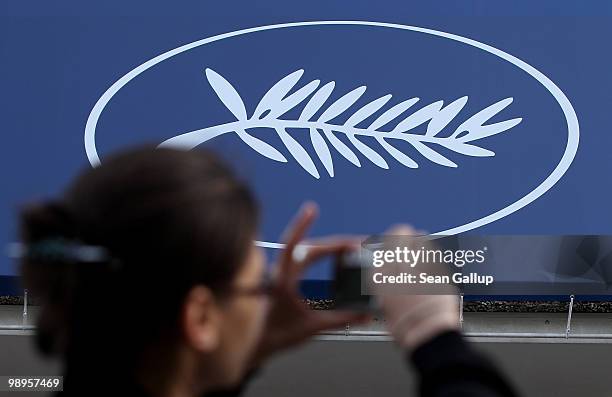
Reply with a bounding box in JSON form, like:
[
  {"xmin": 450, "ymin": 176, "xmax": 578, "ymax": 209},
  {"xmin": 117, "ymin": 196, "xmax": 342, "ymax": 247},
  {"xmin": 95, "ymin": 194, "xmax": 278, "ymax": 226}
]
[{"xmin": 18, "ymin": 200, "xmax": 80, "ymax": 357}]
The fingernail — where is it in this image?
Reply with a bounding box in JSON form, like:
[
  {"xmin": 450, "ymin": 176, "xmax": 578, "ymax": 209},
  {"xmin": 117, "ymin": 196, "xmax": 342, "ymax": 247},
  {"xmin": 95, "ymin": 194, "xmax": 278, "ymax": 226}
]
[
  {"xmin": 292, "ymin": 244, "xmax": 309, "ymax": 262},
  {"xmin": 302, "ymin": 201, "xmax": 318, "ymax": 216}
]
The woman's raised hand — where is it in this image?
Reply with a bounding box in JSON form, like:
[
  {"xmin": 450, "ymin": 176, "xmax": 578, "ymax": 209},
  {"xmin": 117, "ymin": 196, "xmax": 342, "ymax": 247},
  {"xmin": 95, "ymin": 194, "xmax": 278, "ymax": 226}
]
[{"xmin": 250, "ymin": 202, "xmax": 371, "ymax": 365}]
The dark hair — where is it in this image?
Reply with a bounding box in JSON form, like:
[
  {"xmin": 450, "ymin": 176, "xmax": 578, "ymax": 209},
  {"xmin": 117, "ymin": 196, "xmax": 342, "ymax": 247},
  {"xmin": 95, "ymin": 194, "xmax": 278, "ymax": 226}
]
[{"xmin": 18, "ymin": 145, "xmax": 258, "ymax": 388}]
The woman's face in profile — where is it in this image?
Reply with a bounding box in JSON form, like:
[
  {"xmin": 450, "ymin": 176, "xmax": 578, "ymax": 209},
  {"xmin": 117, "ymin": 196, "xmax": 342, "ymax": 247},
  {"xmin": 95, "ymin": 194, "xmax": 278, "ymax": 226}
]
[{"xmin": 210, "ymin": 242, "xmax": 268, "ymax": 384}]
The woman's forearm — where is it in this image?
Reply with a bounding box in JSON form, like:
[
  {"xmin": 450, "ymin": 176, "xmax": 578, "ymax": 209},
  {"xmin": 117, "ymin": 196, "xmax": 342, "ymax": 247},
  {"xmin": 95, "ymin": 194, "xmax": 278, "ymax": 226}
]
[{"xmin": 410, "ymin": 331, "xmax": 518, "ymax": 397}]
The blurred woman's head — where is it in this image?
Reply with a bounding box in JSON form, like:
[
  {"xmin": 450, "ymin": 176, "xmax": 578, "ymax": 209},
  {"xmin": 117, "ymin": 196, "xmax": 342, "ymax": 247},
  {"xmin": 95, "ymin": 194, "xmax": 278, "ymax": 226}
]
[{"xmin": 19, "ymin": 146, "xmax": 267, "ymax": 393}]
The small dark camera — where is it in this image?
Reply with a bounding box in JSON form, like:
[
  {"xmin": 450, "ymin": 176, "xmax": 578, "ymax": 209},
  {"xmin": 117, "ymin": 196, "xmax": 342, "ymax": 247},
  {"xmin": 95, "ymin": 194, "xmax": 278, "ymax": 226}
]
[{"xmin": 332, "ymin": 249, "xmax": 377, "ymax": 312}]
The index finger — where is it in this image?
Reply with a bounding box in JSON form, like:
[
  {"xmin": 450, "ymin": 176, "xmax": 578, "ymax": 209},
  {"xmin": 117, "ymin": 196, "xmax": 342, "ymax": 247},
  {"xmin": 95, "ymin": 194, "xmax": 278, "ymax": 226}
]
[{"xmin": 278, "ymin": 202, "xmax": 318, "ymax": 281}]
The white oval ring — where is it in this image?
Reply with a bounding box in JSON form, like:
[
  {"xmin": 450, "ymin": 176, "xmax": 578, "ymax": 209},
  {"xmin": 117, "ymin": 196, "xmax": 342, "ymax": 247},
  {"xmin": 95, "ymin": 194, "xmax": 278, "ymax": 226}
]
[{"xmin": 84, "ymin": 21, "xmax": 580, "ymax": 249}]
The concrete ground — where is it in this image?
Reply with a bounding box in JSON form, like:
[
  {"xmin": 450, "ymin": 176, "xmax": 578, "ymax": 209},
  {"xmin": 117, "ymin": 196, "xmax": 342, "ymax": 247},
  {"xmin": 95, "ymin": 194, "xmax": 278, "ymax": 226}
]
[{"xmin": 2, "ymin": 306, "xmax": 612, "ymax": 396}]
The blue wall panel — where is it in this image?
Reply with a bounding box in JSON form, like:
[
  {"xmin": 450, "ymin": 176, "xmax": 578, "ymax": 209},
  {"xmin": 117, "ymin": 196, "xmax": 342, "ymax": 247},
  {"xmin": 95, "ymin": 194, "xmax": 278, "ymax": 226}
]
[{"xmin": 1, "ymin": 1, "xmax": 611, "ymax": 297}]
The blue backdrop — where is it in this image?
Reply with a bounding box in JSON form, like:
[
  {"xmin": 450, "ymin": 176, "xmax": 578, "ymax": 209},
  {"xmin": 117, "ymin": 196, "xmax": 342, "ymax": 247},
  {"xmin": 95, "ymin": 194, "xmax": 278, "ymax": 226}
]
[{"xmin": 1, "ymin": 1, "xmax": 611, "ymax": 296}]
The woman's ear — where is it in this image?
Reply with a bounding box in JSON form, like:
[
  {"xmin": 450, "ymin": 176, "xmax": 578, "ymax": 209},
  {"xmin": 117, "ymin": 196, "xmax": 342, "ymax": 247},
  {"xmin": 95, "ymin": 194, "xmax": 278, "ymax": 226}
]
[{"xmin": 181, "ymin": 285, "xmax": 221, "ymax": 353}]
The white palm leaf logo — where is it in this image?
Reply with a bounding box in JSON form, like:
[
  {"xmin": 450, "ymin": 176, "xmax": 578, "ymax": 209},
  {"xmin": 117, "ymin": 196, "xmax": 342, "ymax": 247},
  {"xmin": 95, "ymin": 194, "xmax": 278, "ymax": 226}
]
[{"xmin": 160, "ymin": 68, "xmax": 522, "ymax": 178}]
